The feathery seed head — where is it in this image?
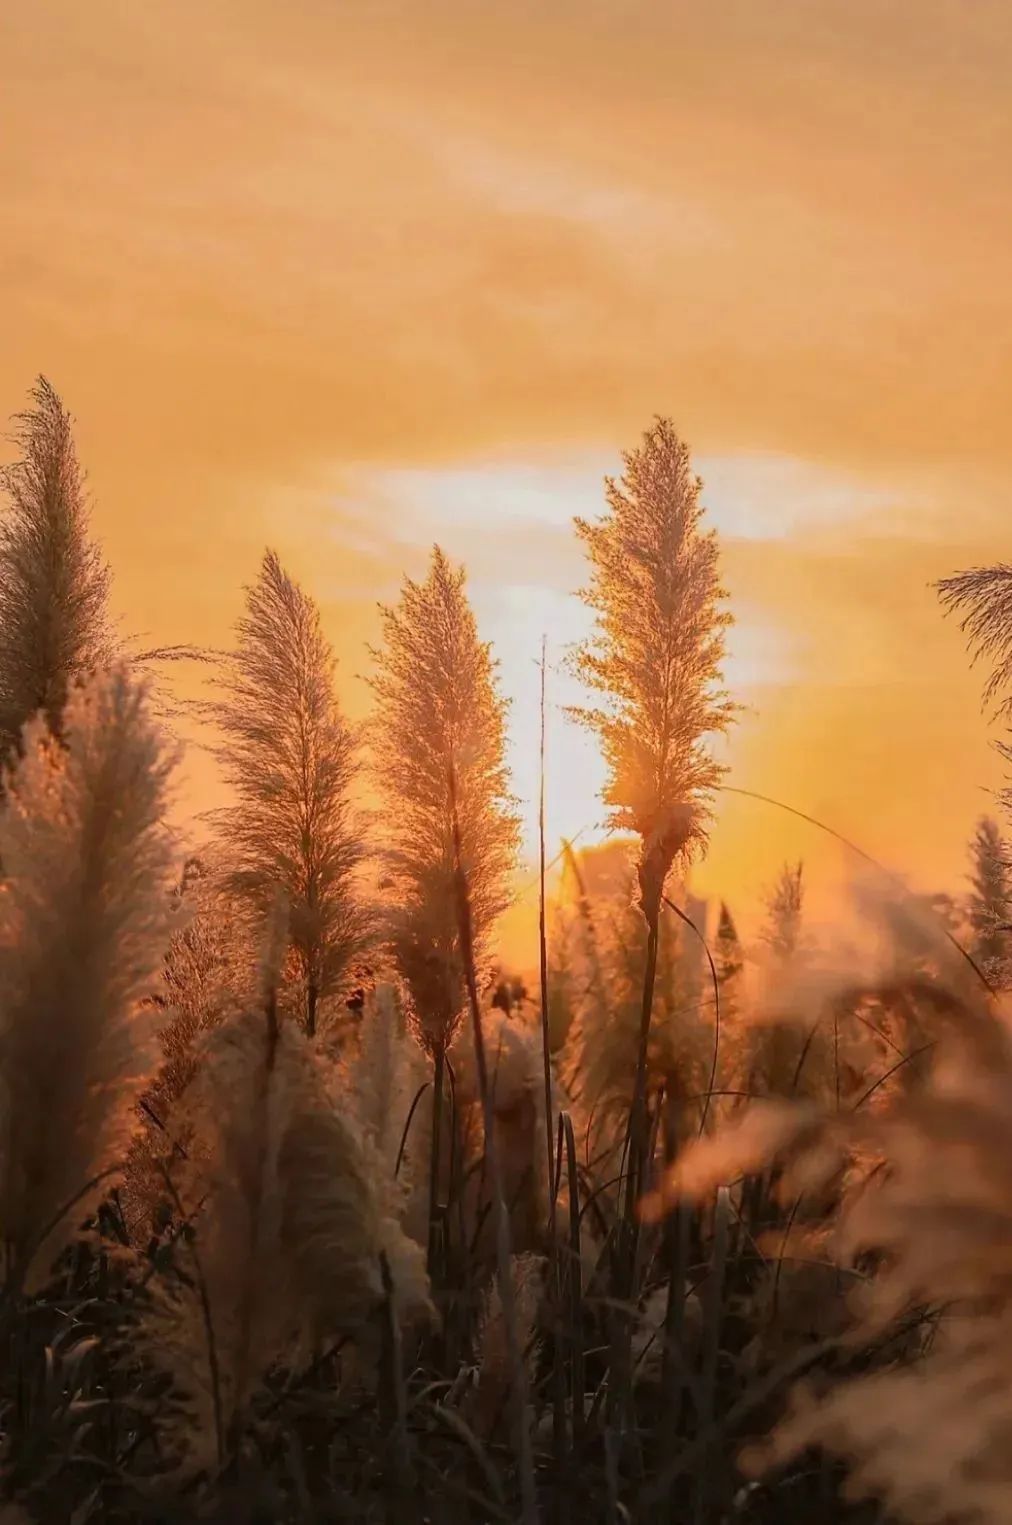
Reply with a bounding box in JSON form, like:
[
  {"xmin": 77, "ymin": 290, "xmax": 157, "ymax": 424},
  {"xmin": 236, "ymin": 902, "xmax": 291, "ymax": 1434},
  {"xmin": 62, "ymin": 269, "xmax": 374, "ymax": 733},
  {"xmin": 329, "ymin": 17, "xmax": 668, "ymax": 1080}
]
[
  {"xmin": 369, "ymin": 546, "xmax": 519, "ymax": 1054},
  {"xmin": 572, "ymin": 418, "xmax": 735, "ymax": 920},
  {"xmin": 146, "ymin": 1007, "xmax": 430, "ymax": 1469},
  {"xmin": 749, "ymin": 989, "xmax": 1012, "ymax": 1525},
  {"xmin": 470, "ymin": 1252, "xmax": 544, "ymax": 1440},
  {"xmin": 0, "ymin": 666, "xmax": 176, "ymax": 1286},
  {"xmin": 207, "ymin": 550, "xmax": 369, "ymax": 1036},
  {"xmin": 0, "ymin": 377, "xmax": 114, "ymax": 759}
]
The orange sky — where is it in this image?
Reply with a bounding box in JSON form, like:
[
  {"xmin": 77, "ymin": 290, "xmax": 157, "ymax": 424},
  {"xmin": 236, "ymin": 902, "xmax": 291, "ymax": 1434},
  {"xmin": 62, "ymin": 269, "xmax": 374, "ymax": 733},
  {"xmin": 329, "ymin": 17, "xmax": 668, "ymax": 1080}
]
[{"xmin": 4, "ymin": 0, "xmax": 1012, "ymax": 949}]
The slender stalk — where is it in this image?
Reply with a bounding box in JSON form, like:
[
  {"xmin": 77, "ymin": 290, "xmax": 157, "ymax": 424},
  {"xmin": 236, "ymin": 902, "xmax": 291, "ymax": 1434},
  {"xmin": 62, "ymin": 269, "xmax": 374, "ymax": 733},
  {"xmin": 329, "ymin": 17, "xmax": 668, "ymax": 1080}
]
[
  {"xmin": 449, "ymin": 763, "xmax": 539, "ymax": 1525},
  {"xmin": 622, "ymin": 913, "xmax": 661, "ymax": 1263},
  {"xmin": 157, "ymin": 1162, "xmax": 225, "ymax": 1468},
  {"xmin": 379, "ymin": 1249, "xmax": 416, "ymax": 1518},
  {"xmin": 659, "ymin": 1094, "xmax": 692, "ymax": 1470},
  {"xmin": 395, "ymin": 1080, "xmax": 432, "ymax": 1179},
  {"xmin": 538, "ymin": 636, "xmax": 555, "ymax": 1221},
  {"xmin": 607, "ymin": 909, "xmax": 660, "ymax": 1440},
  {"xmin": 693, "ymin": 1185, "xmax": 730, "ymax": 1525},
  {"xmin": 564, "ymin": 841, "xmax": 605, "ymax": 1009},
  {"xmin": 561, "ymin": 1112, "xmax": 586, "ymax": 1460},
  {"xmin": 662, "ymin": 893, "xmax": 721, "ymax": 1137},
  {"xmin": 427, "ymin": 1045, "xmax": 446, "ymax": 1281},
  {"xmin": 538, "ymin": 644, "xmax": 569, "ymax": 1519},
  {"xmin": 227, "ymin": 991, "xmax": 280, "ymax": 1455}
]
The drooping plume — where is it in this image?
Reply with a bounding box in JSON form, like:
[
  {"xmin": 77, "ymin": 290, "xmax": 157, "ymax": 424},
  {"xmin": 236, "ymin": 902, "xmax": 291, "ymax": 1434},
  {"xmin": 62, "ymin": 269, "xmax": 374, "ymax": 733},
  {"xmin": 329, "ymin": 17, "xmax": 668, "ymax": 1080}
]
[
  {"xmin": 938, "ymin": 564, "xmax": 1012, "ymax": 825},
  {"xmin": 937, "ymin": 563, "xmax": 1012, "ymax": 719},
  {"xmin": 0, "ymin": 667, "xmax": 175, "ymax": 1288},
  {"xmin": 208, "ymin": 550, "xmax": 368, "ymax": 1037},
  {"xmin": 346, "ymin": 983, "xmax": 428, "ymax": 1181},
  {"xmin": 468, "ymin": 1252, "xmax": 544, "ymax": 1441},
  {"xmin": 742, "ymin": 984, "xmax": 1012, "ymax": 1525},
  {"xmin": 155, "ymin": 859, "xmax": 254, "ymax": 1105},
  {"xmin": 147, "ymin": 1009, "xmax": 429, "ymax": 1473},
  {"xmin": 0, "ymin": 377, "xmax": 114, "ymax": 762}
]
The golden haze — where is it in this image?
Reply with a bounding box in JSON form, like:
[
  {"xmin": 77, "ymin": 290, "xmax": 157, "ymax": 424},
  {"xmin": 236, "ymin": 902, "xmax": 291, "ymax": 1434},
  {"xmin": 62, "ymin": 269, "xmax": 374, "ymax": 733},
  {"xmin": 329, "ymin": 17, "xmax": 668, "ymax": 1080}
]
[{"xmin": 3, "ymin": 0, "xmax": 1011, "ymax": 959}]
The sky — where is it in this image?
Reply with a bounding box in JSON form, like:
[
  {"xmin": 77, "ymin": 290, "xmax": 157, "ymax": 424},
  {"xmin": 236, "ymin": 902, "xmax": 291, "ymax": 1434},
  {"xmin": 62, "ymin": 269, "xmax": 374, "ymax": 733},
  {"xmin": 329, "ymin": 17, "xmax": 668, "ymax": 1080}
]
[{"xmin": 3, "ymin": 0, "xmax": 1012, "ymax": 951}]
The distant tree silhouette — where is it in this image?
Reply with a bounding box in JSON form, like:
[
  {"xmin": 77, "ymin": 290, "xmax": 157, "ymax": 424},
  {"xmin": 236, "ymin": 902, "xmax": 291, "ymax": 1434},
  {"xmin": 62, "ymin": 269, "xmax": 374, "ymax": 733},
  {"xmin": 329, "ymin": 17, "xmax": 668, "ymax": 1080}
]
[
  {"xmin": 715, "ymin": 900, "xmax": 744, "ymax": 1018},
  {"xmin": 0, "ymin": 377, "xmax": 113, "ymax": 764},
  {"xmin": 760, "ymin": 860, "xmax": 805, "ymax": 964},
  {"xmin": 713, "ymin": 899, "xmax": 766, "ymax": 1112},
  {"xmin": 208, "ymin": 550, "xmax": 368, "ymax": 1038}
]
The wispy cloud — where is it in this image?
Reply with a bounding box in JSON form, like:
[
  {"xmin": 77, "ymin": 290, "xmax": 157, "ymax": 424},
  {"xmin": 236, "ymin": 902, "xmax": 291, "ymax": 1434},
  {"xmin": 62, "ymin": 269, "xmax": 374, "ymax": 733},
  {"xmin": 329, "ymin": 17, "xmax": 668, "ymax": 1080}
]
[{"xmin": 3, "ymin": 0, "xmax": 1011, "ymax": 916}]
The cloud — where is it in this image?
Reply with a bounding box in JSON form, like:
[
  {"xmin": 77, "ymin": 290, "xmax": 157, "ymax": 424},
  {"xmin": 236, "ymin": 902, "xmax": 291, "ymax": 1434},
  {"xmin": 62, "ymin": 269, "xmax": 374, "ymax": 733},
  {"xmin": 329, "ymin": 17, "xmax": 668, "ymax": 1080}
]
[
  {"xmin": 5, "ymin": 0, "xmax": 1012, "ymax": 485},
  {"xmin": 3, "ymin": 0, "xmax": 1011, "ymax": 941}
]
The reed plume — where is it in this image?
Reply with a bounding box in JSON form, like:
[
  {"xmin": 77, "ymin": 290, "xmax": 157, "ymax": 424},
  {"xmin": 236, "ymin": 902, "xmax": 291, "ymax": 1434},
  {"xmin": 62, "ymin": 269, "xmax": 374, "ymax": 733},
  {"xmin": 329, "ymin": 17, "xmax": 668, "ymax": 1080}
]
[
  {"xmin": 643, "ymin": 890, "xmax": 1012, "ymax": 1524},
  {"xmin": 369, "ymin": 545, "xmax": 520, "ymax": 1269},
  {"xmin": 346, "ymin": 982, "xmax": 428, "ymax": 1179},
  {"xmin": 572, "ymin": 419, "xmax": 734, "ymax": 922},
  {"xmin": 370, "ymin": 546, "xmax": 518, "ymax": 1052},
  {"xmin": 148, "ymin": 1005, "xmax": 428, "ymax": 1472},
  {"xmin": 0, "ymin": 377, "xmax": 114, "ymax": 763},
  {"xmin": 344, "ymin": 981, "xmax": 431, "ymax": 1252},
  {"xmin": 0, "ymin": 667, "xmax": 175, "ymax": 1290},
  {"xmin": 155, "ymin": 861, "xmax": 253, "ymax": 1098},
  {"xmin": 452, "ymin": 1007, "xmax": 553, "ymax": 1256},
  {"xmin": 571, "ymin": 418, "xmax": 734, "ymax": 1298},
  {"xmin": 469, "ymin": 1252, "xmax": 544, "ymax": 1440},
  {"xmin": 279, "ymin": 1023, "xmax": 430, "ymax": 1338},
  {"xmin": 750, "ymin": 984, "xmax": 1012, "ymax": 1525},
  {"xmin": 563, "ymin": 852, "xmax": 714, "ymax": 1163},
  {"xmin": 208, "ymin": 550, "xmax": 368, "ymax": 1037},
  {"xmin": 124, "ymin": 861, "xmax": 261, "ymax": 1243}
]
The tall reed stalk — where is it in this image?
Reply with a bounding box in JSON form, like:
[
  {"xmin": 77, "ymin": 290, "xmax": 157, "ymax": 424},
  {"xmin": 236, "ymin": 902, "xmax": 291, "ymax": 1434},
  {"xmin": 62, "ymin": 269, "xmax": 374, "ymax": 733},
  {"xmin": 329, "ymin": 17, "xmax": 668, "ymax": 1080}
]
[
  {"xmin": 368, "ymin": 544, "xmax": 521, "ymax": 1348},
  {"xmin": 449, "ymin": 763, "xmax": 539, "ymax": 1524},
  {"xmin": 538, "ymin": 638, "xmax": 556, "ymax": 1221}
]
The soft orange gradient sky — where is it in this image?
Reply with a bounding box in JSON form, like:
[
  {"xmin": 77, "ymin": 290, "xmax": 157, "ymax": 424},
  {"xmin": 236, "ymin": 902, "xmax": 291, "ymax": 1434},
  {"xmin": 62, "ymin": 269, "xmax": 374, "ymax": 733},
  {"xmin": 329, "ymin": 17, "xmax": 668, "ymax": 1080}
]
[{"xmin": 4, "ymin": 0, "xmax": 1012, "ymax": 947}]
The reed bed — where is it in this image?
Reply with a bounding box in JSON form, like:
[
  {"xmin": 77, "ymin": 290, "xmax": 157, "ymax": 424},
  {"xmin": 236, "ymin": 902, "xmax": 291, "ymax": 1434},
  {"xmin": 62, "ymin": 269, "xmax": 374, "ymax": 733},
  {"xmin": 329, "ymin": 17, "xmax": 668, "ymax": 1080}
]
[{"xmin": 0, "ymin": 383, "xmax": 1007, "ymax": 1525}]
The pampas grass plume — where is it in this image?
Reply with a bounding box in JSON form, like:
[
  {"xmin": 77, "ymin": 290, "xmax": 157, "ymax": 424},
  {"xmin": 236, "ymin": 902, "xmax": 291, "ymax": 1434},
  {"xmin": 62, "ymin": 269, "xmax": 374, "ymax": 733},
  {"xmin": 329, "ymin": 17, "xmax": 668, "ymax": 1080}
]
[{"xmin": 0, "ymin": 667, "xmax": 175, "ymax": 1289}]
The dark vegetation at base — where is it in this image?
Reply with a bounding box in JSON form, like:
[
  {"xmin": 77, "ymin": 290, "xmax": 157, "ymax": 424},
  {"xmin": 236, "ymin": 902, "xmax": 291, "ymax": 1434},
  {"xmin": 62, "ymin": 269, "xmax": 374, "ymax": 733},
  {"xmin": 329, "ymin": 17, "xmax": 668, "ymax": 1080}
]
[{"xmin": 0, "ymin": 1156, "xmax": 891, "ymax": 1522}]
